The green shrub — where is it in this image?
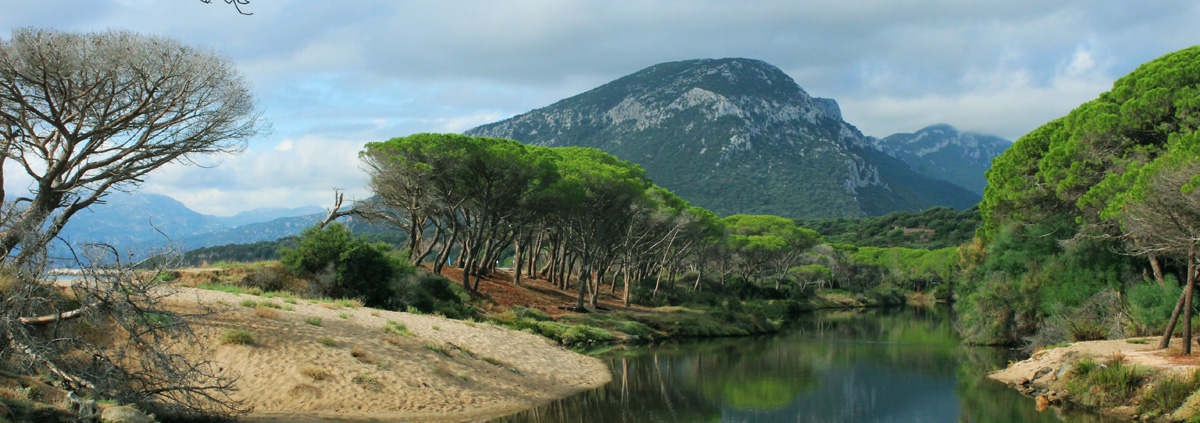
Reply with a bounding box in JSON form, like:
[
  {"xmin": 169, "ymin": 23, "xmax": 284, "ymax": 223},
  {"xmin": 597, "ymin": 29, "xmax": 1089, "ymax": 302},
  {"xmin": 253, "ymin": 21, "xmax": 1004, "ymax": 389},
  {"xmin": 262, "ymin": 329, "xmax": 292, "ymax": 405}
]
[
  {"xmin": 304, "ymin": 317, "xmax": 322, "ymax": 326},
  {"xmin": 1065, "ymin": 357, "xmax": 1151, "ymax": 408},
  {"xmin": 279, "ymin": 223, "xmax": 415, "ymax": 308},
  {"xmin": 560, "ymin": 325, "xmax": 613, "ymax": 344},
  {"xmin": 220, "ymin": 330, "xmax": 254, "ymax": 345},
  {"xmin": 1127, "ymin": 277, "xmax": 1183, "ymax": 335},
  {"xmin": 1138, "ymin": 370, "xmax": 1200, "ymax": 416},
  {"xmin": 614, "ymin": 320, "xmax": 652, "ymax": 337},
  {"xmin": 384, "ymin": 320, "xmax": 412, "ymax": 336}
]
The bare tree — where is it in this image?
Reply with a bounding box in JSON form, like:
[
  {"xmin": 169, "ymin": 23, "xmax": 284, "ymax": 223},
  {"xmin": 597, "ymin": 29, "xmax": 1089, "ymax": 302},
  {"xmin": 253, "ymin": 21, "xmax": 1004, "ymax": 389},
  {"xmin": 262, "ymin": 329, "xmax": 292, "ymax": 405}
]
[
  {"xmin": 0, "ymin": 28, "xmax": 266, "ymax": 265},
  {"xmin": 200, "ymin": 0, "xmax": 254, "ymax": 15},
  {"xmin": 0, "ymin": 240, "xmax": 245, "ymax": 419},
  {"xmin": 1120, "ymin": 162, "xmax": 1200, "ymax": 352}
]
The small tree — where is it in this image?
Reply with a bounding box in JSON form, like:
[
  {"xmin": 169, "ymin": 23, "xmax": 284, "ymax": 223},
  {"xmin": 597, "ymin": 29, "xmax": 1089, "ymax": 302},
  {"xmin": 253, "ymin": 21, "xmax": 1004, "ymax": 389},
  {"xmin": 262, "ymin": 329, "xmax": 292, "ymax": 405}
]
[{"xmin": 280, "ymin": 223, "xmax": 412, "ymax": 308}]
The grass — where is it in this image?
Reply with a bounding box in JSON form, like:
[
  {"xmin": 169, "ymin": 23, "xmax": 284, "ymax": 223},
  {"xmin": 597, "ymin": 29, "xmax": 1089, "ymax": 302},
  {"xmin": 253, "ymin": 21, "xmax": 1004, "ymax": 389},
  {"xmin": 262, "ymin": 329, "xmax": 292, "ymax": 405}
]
[
  {"xmin": 431, "ymin": 325, "xmax": 440, "ymax": 330},
  {"xmin": 300, "ymin": 366, "xmax": 329, "ymax": 381},
  {"xmin": 304, "ymin": 317, "xmax": 322, "ymax": 326},
  {"xmin": 432, "ymin": 365, "xmax": 468, "ymax": 381},
  {"xmin": 481, "ymin": 356, "xmax": 507, "ymax": 367},
  {"xmin": 1137, "ymin": 369, "xmax": 1200, "ymax": 417},
  {"xmin": 424, "ymin": 343, "xmax": 452, "ymax": 357},
  {"xmin": 198, "ymin": 283, "xmax": 248, "ymax": 295},
  {"xmin": 220, "ymin": 330, "xmax": 255, "ymax": 345},
  {"xmin": 255, "ymin": 306, "xmax": 279, "ymax": 319},
  {"xmin": 350, "ymin": 346, "xmax": 374, "ymax": 364},
  {"xmin": 317, "ymin": 337, "xmax": 337, "ymax": 347},
  {"xmin": 1065, "ymin": 356, "xmax": 1152, "ymax": 408},
  {"xmin": 351, "ymin": 374, "xmax": 383, "ymax": 392},
  {"xmin": 1126, "ymin": 338, "xmax": 1149, "ymax": 344},
  {"xmin": 338, "ymin": 313, "xmax": 352, "ymax": 320},
  {"xmin": 384, "ymin": 321, "xmax": 412, "ymax": 337},
  {"xmin": 240, "ymin": 299, "xmax": 258, "ymax": 307}
]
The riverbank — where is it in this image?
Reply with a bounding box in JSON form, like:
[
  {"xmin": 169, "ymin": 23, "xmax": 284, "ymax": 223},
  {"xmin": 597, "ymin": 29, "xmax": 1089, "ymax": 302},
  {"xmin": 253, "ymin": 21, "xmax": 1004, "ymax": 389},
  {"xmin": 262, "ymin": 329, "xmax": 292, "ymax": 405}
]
[
  {"xmin": 990, "ymin": 338, "xmax": 1200, "ymax": 421},
  {"xmin": 164, "ymin": 286, "xmax": 611, "ymax": 422}
]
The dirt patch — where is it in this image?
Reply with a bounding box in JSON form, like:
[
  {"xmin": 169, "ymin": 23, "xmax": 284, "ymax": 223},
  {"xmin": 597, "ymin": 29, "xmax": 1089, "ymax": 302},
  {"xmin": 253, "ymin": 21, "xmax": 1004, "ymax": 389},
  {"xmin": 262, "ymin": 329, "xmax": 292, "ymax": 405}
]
[{"xmin": 163, "ymin": 285, "xmax": 610, "ymax": 422}]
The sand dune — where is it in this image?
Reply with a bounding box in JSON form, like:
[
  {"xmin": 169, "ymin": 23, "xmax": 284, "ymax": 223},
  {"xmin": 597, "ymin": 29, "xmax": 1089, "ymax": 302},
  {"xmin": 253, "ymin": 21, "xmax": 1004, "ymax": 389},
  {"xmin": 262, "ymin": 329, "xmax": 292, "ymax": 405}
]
[{"xmin": 165, "ymin": 287, "xmax": 610, "ymax": 422}]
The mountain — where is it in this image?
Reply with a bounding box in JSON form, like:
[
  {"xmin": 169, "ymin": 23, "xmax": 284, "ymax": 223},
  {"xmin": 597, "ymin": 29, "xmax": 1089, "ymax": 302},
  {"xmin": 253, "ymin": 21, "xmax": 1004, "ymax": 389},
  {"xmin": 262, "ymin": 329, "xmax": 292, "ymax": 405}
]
[
  {"xmin": 177, "ymin": 213, "xmax": 325, "ymax": 250},
  {"xmin": 55, "ymin": 193, "xmax": 325, "ymax": 255},
  {"xmin": 216, "ymin": 205, "xmax": 325, "ymax": 228},
  {"xmin": 58, "ymin": 193, "xmax": 227, "ymax": 248},
  {"xmin": 872, "ymin": 124, "xmax": 1010, "ymax": 195},
  {"xmin": 465, "ymin": 58, "xmax": 979, "ymax": 218}
]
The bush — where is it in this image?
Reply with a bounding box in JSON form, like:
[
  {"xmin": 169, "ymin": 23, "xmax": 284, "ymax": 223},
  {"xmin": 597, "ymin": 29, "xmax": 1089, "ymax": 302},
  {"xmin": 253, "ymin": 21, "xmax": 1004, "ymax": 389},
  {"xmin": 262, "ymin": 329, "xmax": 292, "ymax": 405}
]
[
  {"xmin": 614, "ymin": 320, "xmax": 652, "ymax": 337},
  {"xmin": 220, "ymin": 330, "xmax": 254, "ymax": 345},
  {"xmin": 279, "ymin": 223, "xmax": 416, "ymax": 308},
  {"xmin": 1138, "ymin": 370, "xmax": 1200, "ymax": 416},
  {"xmin": 560, "ymin": 325, "xmax": 613, "ymax": 344},
  {"xmin": 1127, "ymin": 277, "xmax": 1183, "ymax": 336},
  {"xmin": 864, "ymin": 283, "xmax": 908, "ymax": 306},
  {"xmin": 1065, "ymin": 357, "xmax": 1151, "ymax": 408}
]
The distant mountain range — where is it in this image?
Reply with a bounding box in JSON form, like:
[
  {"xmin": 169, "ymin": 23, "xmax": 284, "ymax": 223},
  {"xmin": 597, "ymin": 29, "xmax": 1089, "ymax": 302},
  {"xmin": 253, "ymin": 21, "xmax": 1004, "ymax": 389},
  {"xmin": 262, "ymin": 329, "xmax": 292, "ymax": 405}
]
[
  {"xmin": 870, "ymin": 124, "xmax": 1010, "ymax": 195},
  {"xmin": 467, "ymin": 58, "xmax": 1000, "ymax": 218},
  {"xmin": 55, "ymin": 192, "xmax": 326, "ymax": 256}
]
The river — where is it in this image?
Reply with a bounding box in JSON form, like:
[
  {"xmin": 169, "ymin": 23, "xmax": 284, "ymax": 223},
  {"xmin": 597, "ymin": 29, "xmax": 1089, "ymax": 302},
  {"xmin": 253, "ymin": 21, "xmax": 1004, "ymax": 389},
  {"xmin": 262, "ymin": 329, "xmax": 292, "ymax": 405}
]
[{"xmin": 493, "ymin": 307, "xmax": 1120, "ymax": 423}]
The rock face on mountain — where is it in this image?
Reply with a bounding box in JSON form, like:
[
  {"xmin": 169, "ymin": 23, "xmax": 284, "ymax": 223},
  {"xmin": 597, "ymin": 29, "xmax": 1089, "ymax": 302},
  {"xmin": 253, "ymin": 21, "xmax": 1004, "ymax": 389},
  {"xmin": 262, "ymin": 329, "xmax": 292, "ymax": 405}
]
[
  {"xmin": 873, "ymin": 124, "xmax": 1011, "ymax": 195},
  {"xmin": 466, "ymin": 58, "xmax": 979, "ymax": 218}
]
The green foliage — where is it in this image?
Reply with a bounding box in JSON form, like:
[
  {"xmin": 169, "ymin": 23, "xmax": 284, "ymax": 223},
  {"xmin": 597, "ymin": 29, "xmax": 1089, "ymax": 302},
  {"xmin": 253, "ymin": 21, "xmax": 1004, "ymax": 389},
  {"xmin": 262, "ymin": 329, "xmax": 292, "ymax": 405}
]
[
  {"xmin": 279, "ymin": 223, "xmax": 416, "ymax": 309},
  {"xmin": 220, "ymin": 330, "xmax": 254, "ymax": 345},
  {"xmin": 803, "ymin": 206, "xmax": 981, "ymax": 250},
  {"xmin": 1064, "ymin": 357, "xmax": 1152, "ymax": 409},
  {"xmin": 1137, "ymin": 370, "xmax": 1200, "ymax": 416},
  {"xmin": 304, "ymin": 317, "xmax": 322, "ymax": 326},
  {"xmin": 965, "ymin": 46, "xmax": 1200, "ymax": 344},
  {"xmin": 1127, "ymin": 277, "xmax": 1183, "ymax": 335}
]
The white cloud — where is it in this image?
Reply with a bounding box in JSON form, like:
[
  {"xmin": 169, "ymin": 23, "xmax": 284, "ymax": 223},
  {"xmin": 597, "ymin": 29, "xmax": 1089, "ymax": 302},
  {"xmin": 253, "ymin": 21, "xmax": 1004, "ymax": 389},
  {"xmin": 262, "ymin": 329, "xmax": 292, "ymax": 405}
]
[{"xmin": 839, "ymin": 45, "xmax": 1113, "ymax": 139}]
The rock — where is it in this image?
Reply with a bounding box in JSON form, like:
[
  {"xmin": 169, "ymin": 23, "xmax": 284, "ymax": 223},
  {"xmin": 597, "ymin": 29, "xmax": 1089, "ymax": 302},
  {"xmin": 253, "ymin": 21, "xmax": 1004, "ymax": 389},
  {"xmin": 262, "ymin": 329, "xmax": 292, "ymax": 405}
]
[
  {"xmin": 1036, "ymin": 395, "xmax": 1050, "ymax": 411},
  {"xmin": 1015, "ymin": 377, "xmax": 1030, "ymax": 386},
  {"xmin": 100, "ymin": 405, "xmax": 155, "ymax": 423},
  {"xmin": 1033, "ymin": 367, "xmax": 1053, "ymax": 380}
]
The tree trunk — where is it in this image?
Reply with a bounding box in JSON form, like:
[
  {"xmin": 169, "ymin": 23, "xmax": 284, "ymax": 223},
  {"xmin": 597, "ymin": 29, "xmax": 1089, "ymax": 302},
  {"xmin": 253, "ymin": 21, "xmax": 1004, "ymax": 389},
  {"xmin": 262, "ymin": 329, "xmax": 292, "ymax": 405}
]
[
  {"xmin": 1186, "ymin": 246, "xmax": 1197, "ymax": 355},
  {"xmin": 513, "ymin": 239, "xmax": 524, "ymax": 285},
  {"xmin": 1159, "ymin": 284, "xmax": 1189, "ymax": 349},
  {"xmin": 575, "ymin": 263, "xmax": 589, "ymax": 310},
  {"xmin": 1150, "ymin": 254, "xmax": 1166, "ymax": 285},
  {"xmin": 623, "ymin": 264, "xmax": 633, "ymax": 307}
]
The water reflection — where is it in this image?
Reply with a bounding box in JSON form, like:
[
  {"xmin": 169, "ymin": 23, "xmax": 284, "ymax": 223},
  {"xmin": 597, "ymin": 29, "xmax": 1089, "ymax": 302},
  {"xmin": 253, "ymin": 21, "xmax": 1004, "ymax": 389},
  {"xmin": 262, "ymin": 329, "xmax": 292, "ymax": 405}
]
[{"xmin": 494, "ymin": 307, "xmax": 1119, "ymax": 423}]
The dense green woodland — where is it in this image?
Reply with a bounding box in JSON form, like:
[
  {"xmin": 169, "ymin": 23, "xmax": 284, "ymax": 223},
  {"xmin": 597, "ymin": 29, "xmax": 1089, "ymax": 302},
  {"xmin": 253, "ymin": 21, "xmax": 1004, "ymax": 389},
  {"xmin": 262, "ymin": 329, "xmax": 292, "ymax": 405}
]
[
  {"xmin": 800, "ymin": 206, "xmax": 980, "ymax": 250},
  {"xmin": 959, "ymin": 45, "xmax": 1200, "ymax": 349}
]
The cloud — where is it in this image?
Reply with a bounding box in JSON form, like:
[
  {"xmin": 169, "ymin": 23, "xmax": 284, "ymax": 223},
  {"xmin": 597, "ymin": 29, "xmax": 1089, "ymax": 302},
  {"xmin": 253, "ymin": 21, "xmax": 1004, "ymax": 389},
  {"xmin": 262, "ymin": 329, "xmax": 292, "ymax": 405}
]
[
  {"xmin": 839, "ymin": 44, "xmax": 1114, "ymax": 139},
  {"xmin": 4, "ymin": 0, "xmax": 1200, "ymax": 214}
]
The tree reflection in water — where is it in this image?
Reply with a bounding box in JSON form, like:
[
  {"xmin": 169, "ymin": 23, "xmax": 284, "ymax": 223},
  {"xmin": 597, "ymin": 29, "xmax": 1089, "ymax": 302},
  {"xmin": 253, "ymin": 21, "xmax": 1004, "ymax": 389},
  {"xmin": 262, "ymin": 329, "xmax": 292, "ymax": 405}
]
[{"xmin": 493, "ymin": 307, "xmax": 1120, "ymax": 423}]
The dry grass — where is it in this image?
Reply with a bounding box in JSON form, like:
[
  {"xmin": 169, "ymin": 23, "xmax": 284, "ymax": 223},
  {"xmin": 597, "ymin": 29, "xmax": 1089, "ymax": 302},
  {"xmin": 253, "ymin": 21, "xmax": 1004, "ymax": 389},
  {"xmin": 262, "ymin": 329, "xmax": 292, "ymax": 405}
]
[
  {"xmin": 350, "ymin": 346, "xmax": 374, "ymax": 364},
  {"xmin": 255, "ymin": 306, "xmax": 279, "ymax": 319},
  {"xmin": 351, "ymin": 374, "xmax": 383, "ymax": 392},
  {"xmin": 300, "ymin": 366, "xmax": 329, "ymax": 381},
  {"xmin": 220, "ymin": 329, "xmax": 255, "ymax": 345}
]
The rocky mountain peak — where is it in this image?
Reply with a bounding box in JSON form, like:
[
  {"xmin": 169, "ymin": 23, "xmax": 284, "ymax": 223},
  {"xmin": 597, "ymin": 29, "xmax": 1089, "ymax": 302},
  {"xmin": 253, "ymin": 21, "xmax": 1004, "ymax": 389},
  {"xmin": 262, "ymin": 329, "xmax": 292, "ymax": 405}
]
[{"xmin": 466, "ymin": 59, "xmax": 980, "ymax": 218}]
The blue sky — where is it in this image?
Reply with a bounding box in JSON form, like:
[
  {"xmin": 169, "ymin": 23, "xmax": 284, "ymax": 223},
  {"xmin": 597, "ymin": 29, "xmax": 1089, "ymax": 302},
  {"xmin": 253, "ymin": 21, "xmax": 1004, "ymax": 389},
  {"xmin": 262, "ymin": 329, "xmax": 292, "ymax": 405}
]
[{"xmin": 2, "ymin": 1, "xmax": 1197, "ymax": 215}]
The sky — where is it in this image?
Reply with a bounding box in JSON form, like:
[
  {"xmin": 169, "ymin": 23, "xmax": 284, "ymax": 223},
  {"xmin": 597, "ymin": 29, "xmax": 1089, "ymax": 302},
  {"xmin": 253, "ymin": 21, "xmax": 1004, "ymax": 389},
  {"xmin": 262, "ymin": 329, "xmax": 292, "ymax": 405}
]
[{"xmin": 2, "ymin": 1, "xmax": 1198, "ymax": 215}]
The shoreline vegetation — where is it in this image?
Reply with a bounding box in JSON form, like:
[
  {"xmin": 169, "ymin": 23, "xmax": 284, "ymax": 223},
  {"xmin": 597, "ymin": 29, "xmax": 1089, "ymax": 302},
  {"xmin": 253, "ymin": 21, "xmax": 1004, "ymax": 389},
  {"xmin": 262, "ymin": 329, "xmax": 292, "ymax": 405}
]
[{"xmin": 991, "ymin": 338, "xmax": 1200, "ymax": 422}]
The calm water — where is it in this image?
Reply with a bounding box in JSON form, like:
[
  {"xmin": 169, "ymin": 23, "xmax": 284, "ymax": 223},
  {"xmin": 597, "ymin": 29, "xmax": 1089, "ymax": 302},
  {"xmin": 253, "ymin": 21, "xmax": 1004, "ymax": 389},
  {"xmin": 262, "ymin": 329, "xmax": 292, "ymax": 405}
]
[{"xmin": 494, "ymin": 307, "xmax": 1118, "ymax": 423}]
